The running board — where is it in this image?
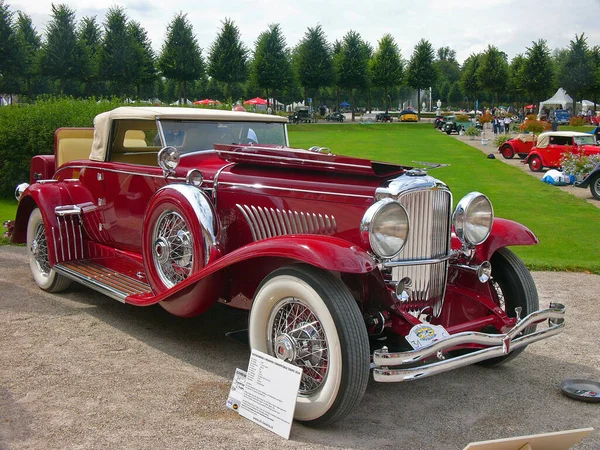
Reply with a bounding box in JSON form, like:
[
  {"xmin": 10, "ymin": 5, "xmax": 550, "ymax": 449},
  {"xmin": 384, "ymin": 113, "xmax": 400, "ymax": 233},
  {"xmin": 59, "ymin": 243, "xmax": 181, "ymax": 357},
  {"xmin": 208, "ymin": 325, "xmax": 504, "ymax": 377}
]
[{"xmin": 54, "ymin": 260, "xmax": 152, "ymax": 303}]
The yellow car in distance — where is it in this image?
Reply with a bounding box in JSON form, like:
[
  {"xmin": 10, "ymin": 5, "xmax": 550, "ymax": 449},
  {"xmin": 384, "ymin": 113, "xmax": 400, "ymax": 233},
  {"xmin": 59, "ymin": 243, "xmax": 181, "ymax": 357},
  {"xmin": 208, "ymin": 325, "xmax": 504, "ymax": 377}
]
[{"xmin": 400, "ymin": 109, "xmax": 418, "ymax": 122}]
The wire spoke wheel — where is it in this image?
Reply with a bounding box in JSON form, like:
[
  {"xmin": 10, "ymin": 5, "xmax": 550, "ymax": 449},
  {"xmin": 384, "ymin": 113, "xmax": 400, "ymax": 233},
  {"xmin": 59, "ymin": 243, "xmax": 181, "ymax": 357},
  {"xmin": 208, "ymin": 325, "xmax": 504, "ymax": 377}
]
[
  {"xmin": 31, "ymin": 221, "xmax": 51, "ymax": 275},
  {"xmin": 152, "ymin": 210, "xmax": 193, "ymax": 288},
  {"xmin": 268, "ymin": 298, "xmax": 329, "ymax": 395}
]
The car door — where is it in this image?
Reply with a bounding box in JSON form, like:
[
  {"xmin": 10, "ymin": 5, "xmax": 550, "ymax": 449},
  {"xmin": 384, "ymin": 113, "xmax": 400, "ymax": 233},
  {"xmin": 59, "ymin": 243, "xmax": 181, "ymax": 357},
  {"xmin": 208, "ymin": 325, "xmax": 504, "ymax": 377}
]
[{"xmin": 99, "ymin": 120, "xmax": 167, "ymax": 253}]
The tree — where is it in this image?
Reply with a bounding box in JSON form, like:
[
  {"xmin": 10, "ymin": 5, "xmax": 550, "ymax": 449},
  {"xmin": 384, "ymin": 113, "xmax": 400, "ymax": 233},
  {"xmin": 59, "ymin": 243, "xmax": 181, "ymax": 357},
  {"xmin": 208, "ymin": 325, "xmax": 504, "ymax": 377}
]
[
  {"xmin": 370, "ymin": 34, "xmax": 403, "ymax": 112},
  {"xmin": 558, "ymin": 34, "xmax": 595, "ymax": 113},
  {"xmin": 522, "ymin": 40, "xmax": 554, "ymax": 107},
  {"xmin": 98, "ymin": 7, "xmax": 141, "ymax": 97},
  {"xmin": 251, "ymin": 24, "xmax": 291, "ymax": 108},
  {"xmin": 38, "ymin": 4, "xmax": 82, "ymax": 94},
  {"xmin": 14, "ymin": 12, "xmax": 40, "ymax": 98},
  {"xmin": 128, "ymin": 21, "xmax": 156, "ymax": 99},
  {"xmin": 406, "ymin": 39, "xmax": 437, "ymax": 118},
  {"xmin": 158, "ymin": 13, "xmax": 204, "ymax": 101},
  {"xmin": 332, "ymin": 39, "xmax": 343, "ymax": 110},
  {"xmin": 508, "ymin": 54, "xmax": 527, "ymax": 108},
  {"xmin": 476, "ymin": 45, "xmax": 508, "ymax": 106},
  {"xmin": 0, "ymin": 0, "xmax": 19, "ymax": 96},
  {"xmin": 460, "ymin": 53, "xmax": 481, "ymax": 110},
  {"xmin": 338, "ymin": 30, "xmax": 370, "ymax": 121},
  {"xmin": 433, "ymin": 46, "xmax": 460, "ymax": 106},
  {"xmin": 295, "ymin": 24, "xmax": 333, "ymax": 108},
  {"xmin": 78, "ymin": 16, "xmax": 102, "ymax": 96},
  {"xmin": 207, "ymin": 18, "xmax": 248, "ymax": 99}
]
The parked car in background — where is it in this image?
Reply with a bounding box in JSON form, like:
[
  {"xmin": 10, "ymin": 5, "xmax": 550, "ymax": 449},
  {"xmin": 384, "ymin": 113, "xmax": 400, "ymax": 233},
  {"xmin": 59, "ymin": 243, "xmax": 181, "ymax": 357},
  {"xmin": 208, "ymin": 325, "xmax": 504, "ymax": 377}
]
[
  {"xmin": 4, "ymin": 107, "xmax": 565, "ymax": 426},
  {"xmin": 575, "ymin": 161, "xmax": 600, "ymax": 200},
  {"xmin": 498, "ymin": 133, "xmax": 537, "ymax": 159},
  {"xmin": 400, "ymin": 109, "xmax": 418, "ymax": 122},
  {"xmin": 375, "ymin": 112, "xmax": 393, "ymax": 122},
  {"xmin": 524, "ymin": 131, "xmax": 600, "ymax": 172},
  {"xmin": 289, "ymin": 107, "xmax": 316, "ymax": 124},
  {"xmin": 442, "ymin": 116, "xmax": 465, "ymax": 135},
  {"xmin": 325, "ymin": 112, "xmax": 345, "ymax": 122}
]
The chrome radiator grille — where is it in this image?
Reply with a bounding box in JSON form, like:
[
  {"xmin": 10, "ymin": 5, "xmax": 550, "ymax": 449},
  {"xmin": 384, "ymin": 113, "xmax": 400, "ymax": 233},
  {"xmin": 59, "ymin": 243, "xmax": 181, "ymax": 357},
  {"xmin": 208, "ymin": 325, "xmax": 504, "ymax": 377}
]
[{"xmin": 392, "ymin": 189, "xmax": 452, "ymax": 317}]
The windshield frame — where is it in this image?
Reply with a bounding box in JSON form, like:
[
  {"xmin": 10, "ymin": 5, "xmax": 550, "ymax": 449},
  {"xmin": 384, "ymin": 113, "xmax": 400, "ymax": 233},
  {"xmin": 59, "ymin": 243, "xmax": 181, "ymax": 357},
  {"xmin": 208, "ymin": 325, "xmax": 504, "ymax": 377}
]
[{"xmin": 156, "ymin": 119, "xmax": 289, "ymax": 154}]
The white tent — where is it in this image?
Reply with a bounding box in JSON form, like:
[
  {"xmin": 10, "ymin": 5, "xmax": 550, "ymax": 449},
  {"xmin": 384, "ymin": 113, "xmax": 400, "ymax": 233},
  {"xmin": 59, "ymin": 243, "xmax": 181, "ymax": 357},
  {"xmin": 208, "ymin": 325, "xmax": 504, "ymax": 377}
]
[
  {"xmin": 539, "ymin": 88, "xmax": 573, "ymax": 115},
  {"xmin": 577, "ymin": 100, "xmax": 596, "ymax": 112}
]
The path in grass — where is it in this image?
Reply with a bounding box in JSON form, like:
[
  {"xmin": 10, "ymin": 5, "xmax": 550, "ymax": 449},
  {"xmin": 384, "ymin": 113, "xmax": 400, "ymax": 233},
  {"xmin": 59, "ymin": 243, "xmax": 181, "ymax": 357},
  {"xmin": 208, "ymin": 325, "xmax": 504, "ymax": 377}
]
[{"xmin": 289, "ymin": 123, "xmax": 600, "ymax": 274}]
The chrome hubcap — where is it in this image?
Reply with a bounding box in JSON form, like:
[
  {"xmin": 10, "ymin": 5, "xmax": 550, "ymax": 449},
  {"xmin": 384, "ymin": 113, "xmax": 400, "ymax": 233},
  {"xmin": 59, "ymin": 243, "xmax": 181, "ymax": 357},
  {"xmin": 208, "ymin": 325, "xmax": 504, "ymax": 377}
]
[
  {"xmin": 152, "ymin": 211, "xmax": 193, "ymax": 288},
  {"xmin": 267, "ymin": 298, "xmax": 328, "ymax": 395}
]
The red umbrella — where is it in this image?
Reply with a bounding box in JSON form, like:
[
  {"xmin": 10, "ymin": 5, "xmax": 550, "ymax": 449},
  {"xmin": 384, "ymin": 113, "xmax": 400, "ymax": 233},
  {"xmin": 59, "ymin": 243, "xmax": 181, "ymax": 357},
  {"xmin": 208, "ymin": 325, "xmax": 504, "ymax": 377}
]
[
  {"xmin": 193, "ymin": 99, "xmax": 220, "ymax": 105},
  {"xmin": 525, "ymin": 104, "xmax": 535, "ymax": 109},
  {"xmin": 244, "ymin": 97, "xmax": 268, "ymax": 105}
]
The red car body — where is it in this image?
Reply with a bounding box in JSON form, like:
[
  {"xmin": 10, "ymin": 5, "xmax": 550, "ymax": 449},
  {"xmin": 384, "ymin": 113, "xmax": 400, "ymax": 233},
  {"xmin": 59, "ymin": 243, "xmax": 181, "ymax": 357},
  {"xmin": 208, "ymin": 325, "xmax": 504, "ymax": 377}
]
[
  {"xmin": 498, "ymin": 134, "xmax": 536, "ymax": 159},
  {"xmin": 523, "ymin": 131, "xmax": 600, "ymax": 172},
  {"xmin": 6, "ymin": 107, "xmax": 565, "ymax": 426}
]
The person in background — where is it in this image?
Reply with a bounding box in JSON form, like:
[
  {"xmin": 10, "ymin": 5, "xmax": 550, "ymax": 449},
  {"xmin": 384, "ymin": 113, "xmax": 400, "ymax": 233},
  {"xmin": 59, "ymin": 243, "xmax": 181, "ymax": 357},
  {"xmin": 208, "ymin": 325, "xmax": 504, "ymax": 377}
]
[{"xmin": 504, "ymin": 115, "xmax": 511, "ymax": 133}]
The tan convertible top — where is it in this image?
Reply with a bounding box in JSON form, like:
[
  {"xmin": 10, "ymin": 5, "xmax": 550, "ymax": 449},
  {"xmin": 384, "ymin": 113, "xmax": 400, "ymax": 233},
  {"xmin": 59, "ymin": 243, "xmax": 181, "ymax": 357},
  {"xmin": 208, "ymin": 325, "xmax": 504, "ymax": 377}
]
[
  {"xmin": 90, "ymin": 107, "xmax": 288, "ymax": 161},
  {"xmin": 535, "ymin": 131, "xmax": 591, "ymax": 149}
]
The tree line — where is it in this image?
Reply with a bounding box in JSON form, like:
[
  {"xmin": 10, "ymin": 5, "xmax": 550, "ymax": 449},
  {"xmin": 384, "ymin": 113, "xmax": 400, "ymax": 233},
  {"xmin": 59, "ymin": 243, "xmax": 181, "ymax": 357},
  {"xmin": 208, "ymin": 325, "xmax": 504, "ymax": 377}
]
[{"xmin": 0, "ymin": 1, "xmax": 599, "ymax": 118}]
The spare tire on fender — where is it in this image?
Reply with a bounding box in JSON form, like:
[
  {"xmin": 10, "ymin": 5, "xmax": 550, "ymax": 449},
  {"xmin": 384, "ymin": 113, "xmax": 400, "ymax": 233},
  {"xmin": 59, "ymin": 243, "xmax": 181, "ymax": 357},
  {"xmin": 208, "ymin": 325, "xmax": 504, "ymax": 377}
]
[{"xmin": 142, "ymin": 185, "xmax": 220, "ymax": 296}]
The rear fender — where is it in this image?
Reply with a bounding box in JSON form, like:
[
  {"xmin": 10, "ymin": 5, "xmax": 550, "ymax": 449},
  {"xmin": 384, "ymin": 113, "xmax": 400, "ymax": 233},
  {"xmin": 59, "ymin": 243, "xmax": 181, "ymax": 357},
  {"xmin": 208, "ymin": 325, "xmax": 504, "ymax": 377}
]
[
  {"xmin": 127, "ymin": 235, "xmax": 376, "ymax": 309},
  {"xmin": 12, "ymin": 182, "xmax": 95, "ymax": 264},
  {"xmin": 475, "ymin": 218, "xmax": 538, "ymax": 262}
]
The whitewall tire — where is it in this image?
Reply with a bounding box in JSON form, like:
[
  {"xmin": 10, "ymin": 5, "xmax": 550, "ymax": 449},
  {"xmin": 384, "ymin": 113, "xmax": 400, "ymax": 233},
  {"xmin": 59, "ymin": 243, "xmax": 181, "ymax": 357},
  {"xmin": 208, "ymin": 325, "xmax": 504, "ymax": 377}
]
[
  {"xmin": 26, "ymin": 208, "xmax": 71, "ymax": 292},
  {"xmin": 248, "ymin": 265, "xmax": 370, "ymax": 426}
]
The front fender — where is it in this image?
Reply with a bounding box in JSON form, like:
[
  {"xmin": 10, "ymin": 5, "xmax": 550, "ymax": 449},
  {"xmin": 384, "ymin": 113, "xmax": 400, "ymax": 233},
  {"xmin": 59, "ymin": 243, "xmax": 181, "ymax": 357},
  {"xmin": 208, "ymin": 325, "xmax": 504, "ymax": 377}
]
[
  {"xmin": 127, "ymin": 235, "xmax": 376, "ymax": 308},
  {"xmin": 475, "ymin": 218, "xmax": 538, "ymax": 262},
  {"xmin": 524, "ymin": 150, "xmax": 543, "ymax": 164}
]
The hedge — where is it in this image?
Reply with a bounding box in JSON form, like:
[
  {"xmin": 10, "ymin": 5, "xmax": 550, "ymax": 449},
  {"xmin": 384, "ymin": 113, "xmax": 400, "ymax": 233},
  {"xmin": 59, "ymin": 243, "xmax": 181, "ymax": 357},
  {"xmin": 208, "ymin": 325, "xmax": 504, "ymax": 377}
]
[{"xmin": 0, "ymin": 98, "xmax": 123, "ymax": 198}]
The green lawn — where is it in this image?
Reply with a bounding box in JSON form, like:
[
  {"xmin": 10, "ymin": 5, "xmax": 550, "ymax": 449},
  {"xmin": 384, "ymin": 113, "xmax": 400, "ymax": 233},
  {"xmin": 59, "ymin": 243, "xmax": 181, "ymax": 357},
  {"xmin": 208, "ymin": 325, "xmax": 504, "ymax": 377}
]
[
  {"xmin": 289, "ymin": 123, "xmax": 600, "ymax": 274},
  {"xmin": 2, "ymin": 123, "xmax": 599, "ymax": 273},
  {"xmin": 0, "ymin": 198, "xmax": 18, "ymax": 245}
]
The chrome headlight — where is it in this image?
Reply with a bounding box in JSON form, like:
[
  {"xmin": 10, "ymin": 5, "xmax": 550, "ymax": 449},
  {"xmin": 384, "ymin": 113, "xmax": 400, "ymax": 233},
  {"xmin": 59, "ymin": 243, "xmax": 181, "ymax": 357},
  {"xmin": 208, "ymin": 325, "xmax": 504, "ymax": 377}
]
[
  {"xmin": 158, "ymin": 146, "xmax": 180, "ymax": 175},
  {"xmin": 360, "ymin": 198, "xmax": 409, "ymax": 259},
  {"xmin": 453, "ymin": 192, "xmax": 494, "ymax": 246},
  {"xmin": 186, "ymin": 169, "xmax": 204, "ymax": 187}
]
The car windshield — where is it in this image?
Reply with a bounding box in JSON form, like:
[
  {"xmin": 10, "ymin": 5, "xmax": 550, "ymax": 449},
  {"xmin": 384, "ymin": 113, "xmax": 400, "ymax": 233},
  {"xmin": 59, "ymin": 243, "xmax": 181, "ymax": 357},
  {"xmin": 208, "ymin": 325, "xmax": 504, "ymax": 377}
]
[
  {"xmin": 574, "ymin": 135, "xmax": 597, "ymax": 146},
  {"xmin": 158, "ymin": 120, "xmax": 287, "ymax": 154}
]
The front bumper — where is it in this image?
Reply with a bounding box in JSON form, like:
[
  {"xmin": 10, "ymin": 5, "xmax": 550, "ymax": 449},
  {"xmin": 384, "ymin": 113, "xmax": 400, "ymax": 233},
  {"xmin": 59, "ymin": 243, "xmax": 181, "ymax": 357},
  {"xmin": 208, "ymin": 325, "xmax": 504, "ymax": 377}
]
[{"xmin": 373, "ymin": 302, "xmax": 565, "ymax": 382}]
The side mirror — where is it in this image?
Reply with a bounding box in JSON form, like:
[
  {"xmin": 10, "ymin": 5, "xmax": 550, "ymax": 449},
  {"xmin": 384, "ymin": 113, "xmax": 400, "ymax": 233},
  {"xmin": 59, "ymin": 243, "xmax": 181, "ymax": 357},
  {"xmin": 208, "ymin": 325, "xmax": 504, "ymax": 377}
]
[{"xmin": 157, "ymin": 146, "xmax": 180, "ymax": 177}]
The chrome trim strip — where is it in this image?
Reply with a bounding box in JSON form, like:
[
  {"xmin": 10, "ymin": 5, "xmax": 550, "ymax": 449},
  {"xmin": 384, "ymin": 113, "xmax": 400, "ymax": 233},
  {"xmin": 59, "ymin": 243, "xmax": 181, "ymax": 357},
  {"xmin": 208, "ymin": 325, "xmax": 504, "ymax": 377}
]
[
  {"xmin": 372, "ymin": 303, "xmax": 566, "ymax": 382},
  {"xmin": 212, "ymin": 162, "xmax": 235, "ymax": 209},
  {"xmin": 53, "ymin": 264, "xmax": 127, "ymax": 303},
  {"xmin": 55, "ymin": 165, "xmax": 187, "ymax": 182},
  {"xmin": 52, "ymin": 226, "xmax": 59, "ymax": 262},
  {"xmin": 38, "ymin": 179, "xmax": 58, "ymax": 184},
  {"xmin": 219, "ymin": 182, "xmax": 373, "ymax": 199},
  {"xmin": 78, "ymin": 217, "xmax": 84, "ymax": 259},
  {"xmin": 381, "ymin": 252, "xmax": 456, "ymax": 268},
  {"xmin": 57, "ymin": 219, "xmax": 65, "ymax": 261},
  {"xmin": 218, "ymin": 150, "xmax": 372, "ymax": 170},
  {"xmin": 237, "ymin": 205, "xmax": 258, "ymax": 241}
]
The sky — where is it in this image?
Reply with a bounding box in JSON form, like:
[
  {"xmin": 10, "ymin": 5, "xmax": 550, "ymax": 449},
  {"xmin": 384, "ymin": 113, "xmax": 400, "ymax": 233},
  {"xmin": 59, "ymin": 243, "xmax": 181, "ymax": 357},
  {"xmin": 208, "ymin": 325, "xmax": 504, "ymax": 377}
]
[{"xmin": 8, "ymin": 0, "xmax": 600, "ymax": 64}]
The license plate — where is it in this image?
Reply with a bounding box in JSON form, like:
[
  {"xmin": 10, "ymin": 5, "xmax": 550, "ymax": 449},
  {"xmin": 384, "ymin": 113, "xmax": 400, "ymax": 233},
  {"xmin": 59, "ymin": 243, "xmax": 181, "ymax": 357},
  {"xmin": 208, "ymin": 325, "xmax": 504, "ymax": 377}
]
[{"xmin": 406, "ymin": 324, "xmax": 450, "ymax": 350}]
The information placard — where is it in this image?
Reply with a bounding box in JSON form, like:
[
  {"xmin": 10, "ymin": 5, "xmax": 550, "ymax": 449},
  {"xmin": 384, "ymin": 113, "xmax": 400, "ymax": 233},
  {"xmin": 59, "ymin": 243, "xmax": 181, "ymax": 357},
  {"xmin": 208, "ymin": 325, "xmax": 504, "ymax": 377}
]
[{"xmin": 237, "ymin": 349, "xmax": 302, "ymax": 439}]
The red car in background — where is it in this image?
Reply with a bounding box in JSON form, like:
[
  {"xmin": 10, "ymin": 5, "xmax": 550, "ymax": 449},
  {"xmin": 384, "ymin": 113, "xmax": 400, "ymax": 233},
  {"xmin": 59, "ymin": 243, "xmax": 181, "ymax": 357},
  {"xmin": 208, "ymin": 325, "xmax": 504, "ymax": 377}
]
[
  {"xmin": 523, "ymin": 131, "xmax": 600, "ymax": 172},
  {"xmin": 498, "ymin": 134, "xmax": 536, "ymax": 159}
]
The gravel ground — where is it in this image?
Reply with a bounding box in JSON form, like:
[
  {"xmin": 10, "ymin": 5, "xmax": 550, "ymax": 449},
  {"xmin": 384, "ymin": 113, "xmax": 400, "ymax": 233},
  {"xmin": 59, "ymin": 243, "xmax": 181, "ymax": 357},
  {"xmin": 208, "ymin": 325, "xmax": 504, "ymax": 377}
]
[{"xmin": 1, "ymin": 245, "xmax": 599, "ymax": 450}]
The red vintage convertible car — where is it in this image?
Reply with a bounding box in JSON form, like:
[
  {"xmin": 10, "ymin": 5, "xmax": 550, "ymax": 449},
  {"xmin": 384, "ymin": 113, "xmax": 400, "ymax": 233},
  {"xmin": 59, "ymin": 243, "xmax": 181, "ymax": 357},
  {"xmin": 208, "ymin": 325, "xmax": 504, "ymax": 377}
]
[
  {"xmin": 5, "ymin": 107, "xmax": 565, "ymax": 426},
  {"xmin": 498, "ymin": 133, "xmax": 536, "ymax": 159},
  {"xmin": 523, "ymin": 131, "xmax": 600, "ymax": 172}
]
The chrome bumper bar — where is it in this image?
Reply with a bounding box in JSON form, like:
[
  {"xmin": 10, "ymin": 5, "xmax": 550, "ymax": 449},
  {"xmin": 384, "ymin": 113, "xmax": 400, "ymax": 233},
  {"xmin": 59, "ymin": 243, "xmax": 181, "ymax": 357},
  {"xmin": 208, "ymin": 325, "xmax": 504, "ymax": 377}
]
[{"xmin": 373, "ymin": 303, "xmax": 565, "ymax": 382}]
